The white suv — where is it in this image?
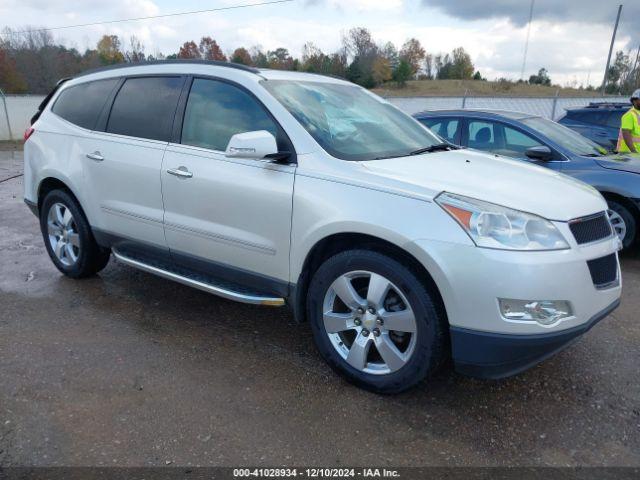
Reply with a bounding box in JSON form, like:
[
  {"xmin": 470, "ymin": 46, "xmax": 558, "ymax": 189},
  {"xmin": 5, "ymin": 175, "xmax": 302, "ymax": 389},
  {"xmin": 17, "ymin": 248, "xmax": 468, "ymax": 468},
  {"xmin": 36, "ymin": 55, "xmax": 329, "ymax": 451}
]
[{"xmin": 23, "ymin": 61, "xmax": 622, "ymax": 393}]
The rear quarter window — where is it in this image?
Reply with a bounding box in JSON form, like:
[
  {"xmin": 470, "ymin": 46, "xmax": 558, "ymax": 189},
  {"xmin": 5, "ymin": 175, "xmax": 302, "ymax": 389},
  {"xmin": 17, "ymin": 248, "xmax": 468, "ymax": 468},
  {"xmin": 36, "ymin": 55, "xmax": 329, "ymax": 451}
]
[
  {"xmin": 106, "ymin": 76, "xmax": 183, "ymax": 142},
  {"xmin": 51, "ymin": 79, "xmax": 119, "ymax": 130}
]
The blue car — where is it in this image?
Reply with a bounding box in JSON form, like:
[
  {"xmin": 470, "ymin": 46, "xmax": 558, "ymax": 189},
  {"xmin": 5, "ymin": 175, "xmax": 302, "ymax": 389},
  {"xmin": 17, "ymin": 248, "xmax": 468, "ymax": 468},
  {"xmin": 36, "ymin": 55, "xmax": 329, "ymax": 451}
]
[
  {"xmin": 413, "ymin": 109, "xmax": 640, "ymax": 249},
  {"xmin": 558, "ymin": 103, "xmax": 628, "ymax": 151}
]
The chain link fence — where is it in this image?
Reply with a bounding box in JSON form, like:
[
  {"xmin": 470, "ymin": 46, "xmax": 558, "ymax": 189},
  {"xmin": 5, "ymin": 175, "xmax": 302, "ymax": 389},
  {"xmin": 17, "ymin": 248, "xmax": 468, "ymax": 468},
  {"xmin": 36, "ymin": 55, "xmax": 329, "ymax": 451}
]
[
  {"xmin": 386, "ymin": 95, "xmax": 628, "ymax": 120},
  {"xmin": 0, "ymin": 93, "xmax": 629, "ymax": 141},
  {"xmin": 1, "ymin": 94, "xmax": 45, "ymax": 141}
]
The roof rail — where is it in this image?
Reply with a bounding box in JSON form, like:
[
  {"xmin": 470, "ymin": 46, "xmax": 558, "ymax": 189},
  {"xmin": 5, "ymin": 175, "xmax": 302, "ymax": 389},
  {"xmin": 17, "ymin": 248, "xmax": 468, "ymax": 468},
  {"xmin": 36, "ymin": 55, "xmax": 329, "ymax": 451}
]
[
  {"xmin": 585, "ymin": 102, "xmax": 629, "ymax": 109},
  {"xmin": 74, "ymin": 59, "xmax": 261, "ymax": 78}
]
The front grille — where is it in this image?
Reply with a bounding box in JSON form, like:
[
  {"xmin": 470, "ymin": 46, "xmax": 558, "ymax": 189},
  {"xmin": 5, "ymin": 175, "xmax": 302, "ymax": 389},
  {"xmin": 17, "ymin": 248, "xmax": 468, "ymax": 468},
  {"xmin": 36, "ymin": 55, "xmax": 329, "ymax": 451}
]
[
  {"xmin": 587, "ymin": 254, "xmax": 618, "ymax": 289},
  {"xmin": 569, "ymin": 212, "xmax": 612, "ymax": 245}
]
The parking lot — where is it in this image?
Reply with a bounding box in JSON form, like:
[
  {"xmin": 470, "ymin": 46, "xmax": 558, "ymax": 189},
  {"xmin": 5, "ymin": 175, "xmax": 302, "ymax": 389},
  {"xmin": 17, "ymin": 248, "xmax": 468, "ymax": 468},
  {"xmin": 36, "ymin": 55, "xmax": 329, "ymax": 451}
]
[{"xmin": 1, "ymin": 149, "xmax": 639, "ymax": 467}]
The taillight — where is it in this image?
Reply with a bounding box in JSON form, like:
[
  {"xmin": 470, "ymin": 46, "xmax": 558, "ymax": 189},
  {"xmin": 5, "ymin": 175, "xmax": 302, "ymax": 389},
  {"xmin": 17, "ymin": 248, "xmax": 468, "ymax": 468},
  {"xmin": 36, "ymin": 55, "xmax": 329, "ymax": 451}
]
[{"xmin": 24, "ymin": 127, "xmax": 34, "ymax": 142}]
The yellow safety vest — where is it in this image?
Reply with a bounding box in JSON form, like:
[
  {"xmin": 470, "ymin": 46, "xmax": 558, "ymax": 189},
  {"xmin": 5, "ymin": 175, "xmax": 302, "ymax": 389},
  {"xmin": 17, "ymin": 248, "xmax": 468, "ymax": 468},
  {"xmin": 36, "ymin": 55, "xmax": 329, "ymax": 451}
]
[{"xmin": 617, "ymin": 108, "xmax": 640, "ymax": 153}]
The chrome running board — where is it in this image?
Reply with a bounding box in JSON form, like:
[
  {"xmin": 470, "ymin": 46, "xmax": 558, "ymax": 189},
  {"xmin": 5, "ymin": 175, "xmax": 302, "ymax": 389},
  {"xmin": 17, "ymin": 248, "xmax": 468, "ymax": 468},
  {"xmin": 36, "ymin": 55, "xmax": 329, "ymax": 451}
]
[{"xmin": 112, "ymin": 250, "xmax": 285, "ymax": 307}]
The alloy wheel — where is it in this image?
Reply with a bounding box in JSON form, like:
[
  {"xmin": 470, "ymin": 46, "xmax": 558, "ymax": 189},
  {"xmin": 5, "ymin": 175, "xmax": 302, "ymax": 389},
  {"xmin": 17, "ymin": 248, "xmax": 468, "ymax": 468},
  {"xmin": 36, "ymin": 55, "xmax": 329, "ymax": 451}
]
[
  {"xmin": 608, "ymin": 209, "xmax": 627, "ymax": 245},
  {"xmin": 47, "ymin": 202, "xmax": 81, "ymax": 267},
  {"xmin": 322, "ymin": 270, "xmax": 417, "ymax": 375}
]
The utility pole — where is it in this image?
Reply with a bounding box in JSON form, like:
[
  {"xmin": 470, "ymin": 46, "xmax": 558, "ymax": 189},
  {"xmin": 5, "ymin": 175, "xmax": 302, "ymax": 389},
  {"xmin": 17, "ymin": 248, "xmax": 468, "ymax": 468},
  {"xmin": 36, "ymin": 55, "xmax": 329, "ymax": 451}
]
[
  {"xmin": 601, "ymin": 4, "xmax": 623, "ymax": 97},
  {"xmin": 520, "ymin": 0, "xmax": 535, "ymax": 81}
]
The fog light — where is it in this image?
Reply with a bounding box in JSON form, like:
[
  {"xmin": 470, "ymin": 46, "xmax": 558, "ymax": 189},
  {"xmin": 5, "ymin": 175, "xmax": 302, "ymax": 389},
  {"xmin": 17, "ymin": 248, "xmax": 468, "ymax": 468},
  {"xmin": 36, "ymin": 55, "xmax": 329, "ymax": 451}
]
[{"xmin": 499, "ymin": 299, "xmax": 573, "ymax": 325}]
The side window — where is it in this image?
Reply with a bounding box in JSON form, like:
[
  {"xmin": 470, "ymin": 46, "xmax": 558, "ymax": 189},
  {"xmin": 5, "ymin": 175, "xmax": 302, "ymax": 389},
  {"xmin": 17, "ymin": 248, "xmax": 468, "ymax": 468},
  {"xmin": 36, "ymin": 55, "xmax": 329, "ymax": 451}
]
[
  {"xmin": 605, "ymin": 111, "xmax": 624, "ymax": 128},
  {"xmin": 181, "ymin": 78, "xmax": 279, "ymax": 152},
  {"xmin": 572, "ymin": 111, "xmax": 607, "ymax": 125},
  {"xmin": 51, "ymin": 79, "xmax": 119, "ymax": 130},
  {"xmin": 502, "ymin": 125, "xmax": 544, "ymax": 157},
  {"xmin": 468, "ymin": 121, "xmax": 495, "ymax": 148},
  {"xmin": 106, "ymin": 76, "xmax": 183, "ymax": 141},
  {"xmin": 420, "ymin": 118, "xmax": 459, "ymax": 143}
]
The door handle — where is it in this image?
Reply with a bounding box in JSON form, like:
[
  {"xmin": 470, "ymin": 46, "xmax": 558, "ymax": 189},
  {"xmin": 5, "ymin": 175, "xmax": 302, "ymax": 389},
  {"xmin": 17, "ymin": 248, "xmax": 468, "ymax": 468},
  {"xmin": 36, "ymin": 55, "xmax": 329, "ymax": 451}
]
[
  {"xmin": 167, "ymin": 166, "xmax": 193, "ymax": 178},
  {"xmin": 86, "ymin": 151, "xmax": 104, "ymax": 161}
]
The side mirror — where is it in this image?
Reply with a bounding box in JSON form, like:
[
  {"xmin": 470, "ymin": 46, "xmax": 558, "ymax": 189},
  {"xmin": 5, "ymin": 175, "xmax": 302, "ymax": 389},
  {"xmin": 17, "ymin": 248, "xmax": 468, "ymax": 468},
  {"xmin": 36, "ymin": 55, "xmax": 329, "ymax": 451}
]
[
  {"xmin": 225, "ymin": 130, "xmax": 279, "ymax": 160},
  {"xmin": 525, "ymin": 146, "xmax": 553, "ymax": 162}
]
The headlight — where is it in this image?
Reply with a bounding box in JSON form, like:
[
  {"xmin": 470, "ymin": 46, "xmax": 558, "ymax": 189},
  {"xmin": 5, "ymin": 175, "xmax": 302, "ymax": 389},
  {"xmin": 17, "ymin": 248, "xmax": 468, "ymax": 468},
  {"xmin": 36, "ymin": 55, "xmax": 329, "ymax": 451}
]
[{"xmin": 436, "ymin": 192, "xmax": 569, "ymax": 251}]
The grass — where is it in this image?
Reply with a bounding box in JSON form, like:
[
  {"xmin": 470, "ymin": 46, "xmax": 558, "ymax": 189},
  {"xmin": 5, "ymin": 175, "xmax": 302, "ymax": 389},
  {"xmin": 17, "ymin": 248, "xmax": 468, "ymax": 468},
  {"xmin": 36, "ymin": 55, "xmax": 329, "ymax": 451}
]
[{"xmin": 372, "ymin": 79, "xmax": 610, "ymax": 98}]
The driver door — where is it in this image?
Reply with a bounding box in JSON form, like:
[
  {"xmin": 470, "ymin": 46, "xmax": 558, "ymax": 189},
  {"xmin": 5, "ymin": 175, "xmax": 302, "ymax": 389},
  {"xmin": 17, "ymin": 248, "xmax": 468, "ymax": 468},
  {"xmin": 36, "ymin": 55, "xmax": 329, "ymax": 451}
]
[{"xmin": 160, "ymin": 77, "xmax": 296, "ymax": 291}]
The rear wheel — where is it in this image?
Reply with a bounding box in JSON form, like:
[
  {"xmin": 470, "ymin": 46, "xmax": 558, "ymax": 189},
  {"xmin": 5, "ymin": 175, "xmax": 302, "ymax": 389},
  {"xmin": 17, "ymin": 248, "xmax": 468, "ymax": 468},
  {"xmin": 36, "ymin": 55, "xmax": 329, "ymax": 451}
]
[
  {"xmin": 40, "ymin": 189, "xmax": 111, "ymax": 278},
  {"xmin": 607, "ymin": 200, "xmax": 637, "ymax": 250},
  {"xmin": 307, "ymin": 250, "xmax": 447, "ymax": 394}
]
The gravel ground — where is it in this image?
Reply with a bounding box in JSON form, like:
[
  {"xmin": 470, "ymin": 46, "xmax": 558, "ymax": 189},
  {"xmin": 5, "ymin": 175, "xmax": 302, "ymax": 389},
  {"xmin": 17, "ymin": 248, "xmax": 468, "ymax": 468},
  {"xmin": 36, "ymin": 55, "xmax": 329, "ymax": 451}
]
[{"xmin": 1, "ymin": 150, "xmax": 639, "ymax": 467}]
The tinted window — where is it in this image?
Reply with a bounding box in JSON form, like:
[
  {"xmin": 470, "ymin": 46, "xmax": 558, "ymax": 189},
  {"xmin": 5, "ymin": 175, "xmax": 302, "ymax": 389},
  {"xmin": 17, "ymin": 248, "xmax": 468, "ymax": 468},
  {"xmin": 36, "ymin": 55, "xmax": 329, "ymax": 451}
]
[
  {"xmin": 107, "ymin": 77, "xmax": 183, "ymax": 141},
  {"xmin": 568, "ymin": 111, "xmax": 608, "ymax": 125},
  {"xmin": 467, "ymin": 120, "xmax": 544, "ymax": 158},
  {"xmin": 501, "ymin": 125, "xmax": 543, "ymax": 157},
  {"xmin": 52, "ymin": 79, "xmax": 118, "ymax": 130},
  {"xmin": 605, "ymin": 111, "xmax": 625, "ymax": 128},
  {"xmin": 181, "ymin": 79, "xmax": 279, "ymax": 152},
  {"xmin": 468, "ymin": 121, "xmax": 495, "ymax": 148},
  {"xmin": 420, "ymin": 118, "xmax": 459, "ymax": 143}
]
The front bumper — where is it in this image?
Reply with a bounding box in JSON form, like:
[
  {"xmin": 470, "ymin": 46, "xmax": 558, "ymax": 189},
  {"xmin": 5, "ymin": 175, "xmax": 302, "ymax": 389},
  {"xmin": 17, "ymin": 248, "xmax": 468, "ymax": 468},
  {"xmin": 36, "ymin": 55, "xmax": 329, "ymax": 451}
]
[
  {"xmin": 450, "ymin": 298, "xmax": 620, "ymax": 379},
  {"xmin": 405, "ymin": 227, "xmax": 622, "ymax": 377}
]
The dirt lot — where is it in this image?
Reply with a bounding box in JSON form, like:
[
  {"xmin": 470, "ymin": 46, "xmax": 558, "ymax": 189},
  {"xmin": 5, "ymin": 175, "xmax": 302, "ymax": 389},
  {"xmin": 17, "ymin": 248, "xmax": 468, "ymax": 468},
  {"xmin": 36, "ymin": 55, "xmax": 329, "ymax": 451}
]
[{"xmin": 1, "ymin": 150, "xmax": 639, "ymax": 467}]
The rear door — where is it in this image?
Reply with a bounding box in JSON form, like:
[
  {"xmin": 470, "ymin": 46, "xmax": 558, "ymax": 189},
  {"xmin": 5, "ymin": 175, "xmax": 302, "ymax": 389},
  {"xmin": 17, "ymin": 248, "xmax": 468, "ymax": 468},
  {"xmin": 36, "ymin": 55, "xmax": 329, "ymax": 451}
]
[
  {"xmin": 160, "ymin": 77, "xmax": 295, "ymax": 293},
  {"xmin": 83, "ymin": 75, "xmax": 185, "ymax": 253}
]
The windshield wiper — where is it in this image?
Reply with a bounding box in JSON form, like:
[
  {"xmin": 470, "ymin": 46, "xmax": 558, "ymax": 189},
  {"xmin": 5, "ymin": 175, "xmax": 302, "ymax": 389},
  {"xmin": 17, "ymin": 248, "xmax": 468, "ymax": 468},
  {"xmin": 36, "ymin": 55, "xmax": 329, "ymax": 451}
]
[{"xmin": 409, "ymin": 143, "xmax": 459, "ymax": 155}]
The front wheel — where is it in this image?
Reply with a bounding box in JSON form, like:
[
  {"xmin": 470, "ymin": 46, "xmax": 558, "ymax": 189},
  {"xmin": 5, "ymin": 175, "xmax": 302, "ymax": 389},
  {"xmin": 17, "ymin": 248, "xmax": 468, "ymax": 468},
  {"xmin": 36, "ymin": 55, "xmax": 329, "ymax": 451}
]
[
  {"xmin": 307, "ymin": 250, "xmax": 447, "ymax": 394},
  {"xmin": 607, "ymin": 200, "xmax": 637, "ymax": 250}
]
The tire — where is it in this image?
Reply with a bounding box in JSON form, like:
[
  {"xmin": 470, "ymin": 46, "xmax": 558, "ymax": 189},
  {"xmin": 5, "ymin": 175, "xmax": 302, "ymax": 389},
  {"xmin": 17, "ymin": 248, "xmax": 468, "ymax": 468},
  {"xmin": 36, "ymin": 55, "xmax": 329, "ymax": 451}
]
[
  {"xmin": 607, "ymin": 200, "xmax": 637, "ymax": 250},
  {"xmin": 307, "ymin": 250, "xmax": 447, "ymax": 394},
  {"xmin": 39, "ymin": 189, "xmax": 111, "ymax": 278}
]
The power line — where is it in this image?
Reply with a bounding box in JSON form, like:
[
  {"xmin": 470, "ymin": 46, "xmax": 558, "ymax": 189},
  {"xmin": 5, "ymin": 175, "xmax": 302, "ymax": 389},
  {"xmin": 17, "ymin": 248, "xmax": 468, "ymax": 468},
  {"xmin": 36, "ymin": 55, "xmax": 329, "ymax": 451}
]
[{"xmin": 0, "ymin": 0, "xmax": 294, "ymax": 36}]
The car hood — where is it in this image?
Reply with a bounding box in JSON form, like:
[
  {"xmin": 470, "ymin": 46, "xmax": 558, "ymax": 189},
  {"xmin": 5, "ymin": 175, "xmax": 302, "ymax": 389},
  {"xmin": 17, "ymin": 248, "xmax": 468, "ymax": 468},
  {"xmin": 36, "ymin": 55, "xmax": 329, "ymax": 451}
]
[
  {"xmin": 594, "ymin": 153, "xmax": 640, "ymax": 174},
  {"xmin": 359, "ymin": 149, "xmax": 606, "ymax": 221}
]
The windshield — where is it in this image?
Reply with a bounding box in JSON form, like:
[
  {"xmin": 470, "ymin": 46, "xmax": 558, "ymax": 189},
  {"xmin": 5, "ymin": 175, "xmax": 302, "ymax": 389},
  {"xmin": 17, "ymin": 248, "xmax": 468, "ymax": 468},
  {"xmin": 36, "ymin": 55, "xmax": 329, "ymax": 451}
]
[
  {"xmin": 261, "ymin": 80, "xmax": 441, "ymax": 161},
  {"xmin": 521, "ymin": 116, "xmax": 608, "ymax": 157}
]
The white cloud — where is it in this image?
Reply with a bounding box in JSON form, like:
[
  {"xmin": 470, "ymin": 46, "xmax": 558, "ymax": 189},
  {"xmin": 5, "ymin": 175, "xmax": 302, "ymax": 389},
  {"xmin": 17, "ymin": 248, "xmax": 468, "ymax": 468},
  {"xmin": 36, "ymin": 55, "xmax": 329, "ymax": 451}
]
[{"xmin": 0, "ymin": 0, "xmax": 633, "ymax": 86}]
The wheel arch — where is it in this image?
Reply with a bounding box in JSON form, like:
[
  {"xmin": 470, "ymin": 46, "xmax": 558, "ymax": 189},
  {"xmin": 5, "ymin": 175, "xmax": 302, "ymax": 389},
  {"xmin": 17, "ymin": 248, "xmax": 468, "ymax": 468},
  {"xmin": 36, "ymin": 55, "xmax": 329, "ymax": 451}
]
[
  {"xmin": 600, "ymin": 190, "xmax": 640, "ymax": 219},
  {"xmin": 292, "ymin": 232, "xmax": 448, "ymax": 329},
  {"xmin": 37, "ymin": 176, "xmax": 93, "ymax": 230}
]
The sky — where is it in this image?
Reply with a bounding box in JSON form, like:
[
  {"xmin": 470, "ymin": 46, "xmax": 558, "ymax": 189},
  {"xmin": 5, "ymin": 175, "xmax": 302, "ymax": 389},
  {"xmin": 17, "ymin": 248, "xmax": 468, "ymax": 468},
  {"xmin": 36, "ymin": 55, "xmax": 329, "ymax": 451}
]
[{"xmin": 0, "ymin": 0, "xmax": 638, "ymax": 87}]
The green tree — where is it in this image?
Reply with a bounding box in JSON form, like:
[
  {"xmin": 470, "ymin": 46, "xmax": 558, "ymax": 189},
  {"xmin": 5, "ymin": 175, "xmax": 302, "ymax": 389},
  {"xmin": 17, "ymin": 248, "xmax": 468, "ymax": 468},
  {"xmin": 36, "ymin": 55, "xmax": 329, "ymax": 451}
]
[
  {"xmin": 529, "ymin": 67, "xmax": 551, "ymax": 86},
  {"xmin": 267, "ymin": 47, "xmax": 294, "ymax": 70},
  {"xmin": 0, "ymin": 47, "xmax": 27, "ymax": 93},
  {"xmin": 230, "ymin": 47, "xmax": 252, "ymax": 65},
  {"xmin": 399, "ymin": 38, "xmax": 425, "ymax": 76},
  {"xmin": 371, "ymin": 56, "xmax": 392, "ymax": 85},
  {"xmin": 250, "ymin": 46, "xmax": 269, "ymax": 67},
  {"xmin": 394, "ymin": 59, "xmax": 412, "ymax": 87},
  {"xmin": 97, "ymin": 35, "xmax": 124, "ymax": 64},
  {"xmin": 449, "ymin": 47, "xmax": 474, "ymax": 79}
]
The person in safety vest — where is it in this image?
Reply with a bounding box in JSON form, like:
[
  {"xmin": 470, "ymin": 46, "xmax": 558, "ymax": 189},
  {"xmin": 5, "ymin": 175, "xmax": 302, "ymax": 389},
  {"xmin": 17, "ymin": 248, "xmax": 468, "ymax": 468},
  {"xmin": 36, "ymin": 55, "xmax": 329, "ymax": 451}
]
[{"xmin": 617, "ymin": 89, "xmax": 640, "ymax": 153}]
